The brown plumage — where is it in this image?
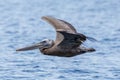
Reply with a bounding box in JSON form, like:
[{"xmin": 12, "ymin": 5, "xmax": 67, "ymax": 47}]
[{"xmin": 16, "ymin": 16, "xmax": 95, "ymax": 57}]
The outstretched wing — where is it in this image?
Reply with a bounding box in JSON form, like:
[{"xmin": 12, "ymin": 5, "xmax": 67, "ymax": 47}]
[
  {"xmin": 42, "ymin": 16, "xmax": 77, "ymax": 45},
  {"xmin": 42, "ymin": 16, "xmax": 77, "ymax": 33},
  {"xmin": 57, "ymin": 31, "xmax": 86, "ymax": 49}
]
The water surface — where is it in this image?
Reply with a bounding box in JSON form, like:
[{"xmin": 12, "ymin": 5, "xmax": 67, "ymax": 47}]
[{"xmin": 0, "ymin": 0, "xmax": 120, "ymax": 80}]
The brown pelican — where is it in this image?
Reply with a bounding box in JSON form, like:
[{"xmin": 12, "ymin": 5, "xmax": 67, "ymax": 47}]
[{"xmin": 16, "ymin": 16, "xmax": 95, "ymax": 57}]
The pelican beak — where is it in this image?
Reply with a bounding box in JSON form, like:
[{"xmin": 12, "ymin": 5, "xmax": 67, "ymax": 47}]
[{"xmin": 16, "ymin": 42, "xmax": 44, "ymax": 51}]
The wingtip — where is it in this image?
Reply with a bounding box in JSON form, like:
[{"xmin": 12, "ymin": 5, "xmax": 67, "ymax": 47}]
[
  {"xmin": 88, "ymin": 48, "xmax": 96, "ymax": 52},
  {"xmin": 16, "ymin": 49, "xmax": 22, "ymax": 51},
  {"xmin": 41, "ymin": 16, "xmax": 53, "ymax": 20},
  {"xmin": 41, "ymin": 16, "xmax": 46, "ymax": 20}
]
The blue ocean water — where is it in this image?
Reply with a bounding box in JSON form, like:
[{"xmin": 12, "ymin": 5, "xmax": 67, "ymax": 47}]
[{"xmin": 0, "ymin": 0, "xmax": 120, "ymax": 80}]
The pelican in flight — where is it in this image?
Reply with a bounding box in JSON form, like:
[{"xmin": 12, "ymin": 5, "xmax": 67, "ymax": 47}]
[{"xmin": 16, "ymin": 16, "xmax": 96, "ymax": 57}]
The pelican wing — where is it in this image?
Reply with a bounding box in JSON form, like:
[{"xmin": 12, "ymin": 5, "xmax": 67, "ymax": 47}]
[
  {"xmin": 42, "ymin": 16, "xmax": 77, "ymax": 33},
  {"xmin": 57, "ymin": 31, "xmax": 86, "ymax": 48},
  {"xmin": 42, "ymin": 16, "xmax": 77, "ymax": 45}
]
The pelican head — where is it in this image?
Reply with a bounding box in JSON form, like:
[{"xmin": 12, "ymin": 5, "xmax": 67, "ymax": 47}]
[
  {"xmin": 38, "ymin": 39, "xmax": 54, "ymax": 50},
  {"xmin": 16, "ymin": 39, "xmax": 54, "ymax": 51}
]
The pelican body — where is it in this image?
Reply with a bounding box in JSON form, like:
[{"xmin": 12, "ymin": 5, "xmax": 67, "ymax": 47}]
[{"xmin": 16, "ymin": 16, "xmax": 95, "ymax": 57}]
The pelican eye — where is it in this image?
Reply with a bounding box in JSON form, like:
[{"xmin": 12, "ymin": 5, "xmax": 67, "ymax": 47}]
[{"xmin": 41, "ymin": 40, "xmax": 48, "ymax": 43}]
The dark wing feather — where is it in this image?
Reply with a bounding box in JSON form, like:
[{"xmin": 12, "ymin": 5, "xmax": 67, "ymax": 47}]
[{"xmin": 57, "ymin": 31, "xmax": 86, "ymax": 49}]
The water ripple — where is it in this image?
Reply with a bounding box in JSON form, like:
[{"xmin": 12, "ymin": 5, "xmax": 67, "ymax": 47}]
[{"xmin": 0, "ymin": 0, "xmax": 120, "ymax": 80}]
